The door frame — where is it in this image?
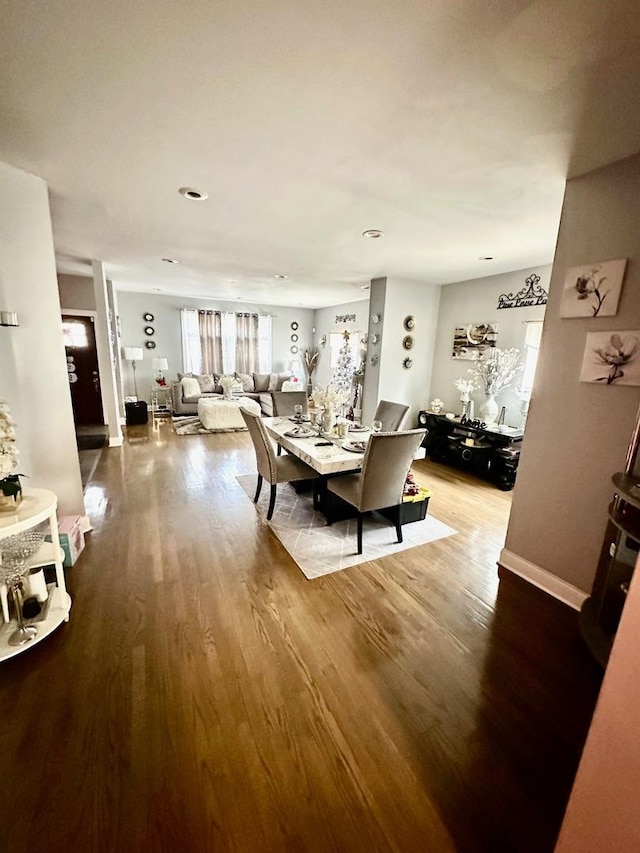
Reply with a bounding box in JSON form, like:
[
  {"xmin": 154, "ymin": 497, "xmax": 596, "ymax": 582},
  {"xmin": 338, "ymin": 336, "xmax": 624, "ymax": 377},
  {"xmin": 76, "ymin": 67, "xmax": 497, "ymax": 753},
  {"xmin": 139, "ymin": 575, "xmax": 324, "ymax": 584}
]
[{"xmin": 62, "ymin": 310, "xmax": 108, "ymax": 426}]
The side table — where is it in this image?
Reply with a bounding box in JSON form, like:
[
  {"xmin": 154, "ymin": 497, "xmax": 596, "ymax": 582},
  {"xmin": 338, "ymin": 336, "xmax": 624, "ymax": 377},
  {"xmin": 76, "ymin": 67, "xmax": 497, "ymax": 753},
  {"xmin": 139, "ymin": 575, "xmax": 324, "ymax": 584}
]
[
  {"xmin": 150, "ymin": 385, "xmax": 172, "ymax": 419},
  {"xmin": 0, "ymin": 488, "xmax": 71, "ymax": 662}
]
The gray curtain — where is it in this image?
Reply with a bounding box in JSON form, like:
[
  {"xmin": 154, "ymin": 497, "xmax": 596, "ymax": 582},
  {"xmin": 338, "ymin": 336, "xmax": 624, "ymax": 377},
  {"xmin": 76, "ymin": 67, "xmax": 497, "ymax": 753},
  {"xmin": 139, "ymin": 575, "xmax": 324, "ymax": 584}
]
[
  {"xmin": 199, "ymin": 311, "xmax": 223, "ymax": 374},
  {"xmin": 235, "ymin": 313, "xmax": 259, "ymax": 373}
]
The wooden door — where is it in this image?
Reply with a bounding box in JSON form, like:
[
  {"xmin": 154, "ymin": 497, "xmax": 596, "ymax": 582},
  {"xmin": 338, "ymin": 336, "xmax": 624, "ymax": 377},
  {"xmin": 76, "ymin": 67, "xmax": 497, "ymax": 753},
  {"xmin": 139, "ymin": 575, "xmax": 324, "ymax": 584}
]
[{"xmin": 62, "ymin": 314, "xmax": 104, "ymax": 426}]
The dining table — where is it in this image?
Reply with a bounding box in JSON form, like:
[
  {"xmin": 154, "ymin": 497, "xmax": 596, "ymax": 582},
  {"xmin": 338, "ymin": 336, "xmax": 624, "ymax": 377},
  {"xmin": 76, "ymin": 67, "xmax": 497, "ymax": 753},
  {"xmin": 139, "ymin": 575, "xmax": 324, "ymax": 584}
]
[{"xmin": 262, "ymin": 416, "xmax": 371, "ymax": 476}]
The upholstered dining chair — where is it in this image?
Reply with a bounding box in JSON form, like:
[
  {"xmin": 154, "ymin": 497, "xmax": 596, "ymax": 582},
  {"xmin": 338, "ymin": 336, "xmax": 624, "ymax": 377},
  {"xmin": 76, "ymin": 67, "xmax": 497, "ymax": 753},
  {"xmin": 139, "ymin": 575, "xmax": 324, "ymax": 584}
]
[
  {"xmin": 271, "ymin": 390, "xmax": 310, "ymax": 454},
  {"xmin": 326, "ymin": 428, "xmax": 426, "ymax": 554},
  {"xmin": 240, "ymin": 407, "xmax": 319, "ymax": 520},
  {"xmin": 373, "ymin": 400, "xmax": 410, "ymax": 432}
]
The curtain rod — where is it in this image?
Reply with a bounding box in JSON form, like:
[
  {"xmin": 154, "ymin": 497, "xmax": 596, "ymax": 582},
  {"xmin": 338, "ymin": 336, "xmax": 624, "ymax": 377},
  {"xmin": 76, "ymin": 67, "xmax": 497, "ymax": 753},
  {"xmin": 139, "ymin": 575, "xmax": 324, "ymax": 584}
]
[{"xmin": 183, "ymin": 308, "xmax": 277, "ymax": 317}]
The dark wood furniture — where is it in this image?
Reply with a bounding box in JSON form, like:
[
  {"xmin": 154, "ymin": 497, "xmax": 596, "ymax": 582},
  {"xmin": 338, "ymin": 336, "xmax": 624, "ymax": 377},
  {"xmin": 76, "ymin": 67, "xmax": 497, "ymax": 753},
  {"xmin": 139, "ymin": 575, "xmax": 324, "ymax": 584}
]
[{"xmin": 422, "ymin": 413, "xmax": 523, "ymax": 490}]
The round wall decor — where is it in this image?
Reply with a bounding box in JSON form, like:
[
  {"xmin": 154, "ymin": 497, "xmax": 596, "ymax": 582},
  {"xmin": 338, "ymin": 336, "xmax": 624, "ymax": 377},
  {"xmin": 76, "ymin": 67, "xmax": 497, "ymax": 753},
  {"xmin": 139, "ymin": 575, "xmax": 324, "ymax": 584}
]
[
  {"xmin": 403, "ymin": 357, "xmax": 413, "ymax": 369},
  {"xmin": 371, "ymin": 333, "xmax": 380, "ymax": 345},
  {"xmin": 402, "ymin": 335, "xmax": 414, "ymax": 350},
  {"xmin": 404, "ymin": 315, "xmax": 416, "ymax": 331},
  {"xmin": 291, "ymin": 321, "xmax": 299, "ymax": 330},
  {"xmin": 145, "ymin": 340, "xmax": 156, "ymax": 349},
  {"xmin": 290, "ymin": 345, "xmax": 298, "ymax": 354},
  {"xmin": 143, "ymin": 313, "xmax": 154, "ymax": 322},
  {"xmin": 144, "ymin": 326, "xmax": 155, "ymax": 336},
  {"xmin": 291, "ymin": 333, "xmax": 298, "ymax": 342},
  {"xmin": 371, "ymin": 313, "xmax": 381, "ymax": 325}
]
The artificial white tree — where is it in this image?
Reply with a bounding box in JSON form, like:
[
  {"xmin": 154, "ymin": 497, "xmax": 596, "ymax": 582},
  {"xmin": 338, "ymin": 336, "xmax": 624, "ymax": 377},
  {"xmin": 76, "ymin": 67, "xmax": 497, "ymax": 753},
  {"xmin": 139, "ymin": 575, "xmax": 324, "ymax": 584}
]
[{"xmin": 332, "ymin": 331, "xmax": 356, "ymax": 406}]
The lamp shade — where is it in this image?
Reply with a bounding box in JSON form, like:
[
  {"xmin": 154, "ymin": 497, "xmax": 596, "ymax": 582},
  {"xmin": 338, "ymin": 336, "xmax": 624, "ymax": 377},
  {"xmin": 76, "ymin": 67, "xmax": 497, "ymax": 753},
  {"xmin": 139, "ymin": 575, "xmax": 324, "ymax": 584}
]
[
  {"xmin": 123, "ymin": 347, "xmax": 143, "ymax": 361},
  {"xmin": 152, "ymin": 357, "xmax": 169, "ymax": 371}
]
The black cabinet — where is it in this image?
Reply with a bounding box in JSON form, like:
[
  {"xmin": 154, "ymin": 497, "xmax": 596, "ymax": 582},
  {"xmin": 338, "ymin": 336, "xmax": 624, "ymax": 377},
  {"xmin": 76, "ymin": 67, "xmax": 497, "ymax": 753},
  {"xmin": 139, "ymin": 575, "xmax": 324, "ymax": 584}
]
[{"xmin": 422, "ymin": 413, "xmax": 523, "ymax": 490}]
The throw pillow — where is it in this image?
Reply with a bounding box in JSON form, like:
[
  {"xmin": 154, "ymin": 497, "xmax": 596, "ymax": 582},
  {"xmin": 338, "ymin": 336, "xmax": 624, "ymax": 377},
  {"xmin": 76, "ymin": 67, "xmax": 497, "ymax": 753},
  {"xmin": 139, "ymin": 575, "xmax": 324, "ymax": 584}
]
[
  {"xmin": 194, "ymin": 373, "xmax": 217, "ymax": 393},
  {"xmin": 253, "ymin": 372, "xmax": 271, "ymax": 392},
  {"xmin": 177, "ymin": 372, "xmax": 193, "ymax": 381},
  {"xmin": 275, "ymin": 372, "xmax": 292, "ymax": 391},
  {"xmin": 180, "ymin": 376, "xmax": 201, "ymax": 399},
  {"xmin": 235, "ymin": 372, "xmax": 254, "ymax": 392}
]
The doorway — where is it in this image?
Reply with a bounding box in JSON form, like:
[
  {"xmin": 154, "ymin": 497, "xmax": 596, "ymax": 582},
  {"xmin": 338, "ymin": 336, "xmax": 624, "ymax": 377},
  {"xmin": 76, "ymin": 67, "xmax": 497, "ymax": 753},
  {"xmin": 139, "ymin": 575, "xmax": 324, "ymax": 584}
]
[{"xmin": 62, "ymin": 314, "xmax": 107, "ymax": 463}]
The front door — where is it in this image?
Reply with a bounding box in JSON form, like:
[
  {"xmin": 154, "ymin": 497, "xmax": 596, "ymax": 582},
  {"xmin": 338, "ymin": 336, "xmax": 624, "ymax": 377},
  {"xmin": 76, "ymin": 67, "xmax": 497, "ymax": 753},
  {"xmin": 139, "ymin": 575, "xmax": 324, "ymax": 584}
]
[{"xmin": 62, "ymin": 314, "xmax": 104, "ymax": 426}]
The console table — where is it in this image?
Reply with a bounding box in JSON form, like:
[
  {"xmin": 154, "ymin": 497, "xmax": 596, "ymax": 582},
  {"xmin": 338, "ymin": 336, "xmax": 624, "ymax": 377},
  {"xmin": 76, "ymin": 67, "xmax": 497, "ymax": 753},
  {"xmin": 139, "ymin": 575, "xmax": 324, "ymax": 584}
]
[
  {"xmin": 422, "ymin": 413, "xmax": 524, "ymax": 490},
  {"xmin": 0, "ymin": 488, "xmax": 71, "ymax": 662}
]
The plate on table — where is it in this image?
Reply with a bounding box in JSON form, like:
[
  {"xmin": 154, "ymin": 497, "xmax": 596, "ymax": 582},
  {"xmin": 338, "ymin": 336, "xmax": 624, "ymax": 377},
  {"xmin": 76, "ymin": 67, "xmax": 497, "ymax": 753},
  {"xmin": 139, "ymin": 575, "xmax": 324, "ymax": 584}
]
[
  {"xmin": 284, "ymin": 426, "xmax": 314, "ymax": 438},
  {"xmin": 288, "ymin": 416, "xmax": 311, "ymax": 423},
  {"xmin": 348, "ymin": 423, "xmax": 368, "ymax": 433},
  {"xmin": 343, "ymin": 440, "xmax": 367, "ymax": 453}
]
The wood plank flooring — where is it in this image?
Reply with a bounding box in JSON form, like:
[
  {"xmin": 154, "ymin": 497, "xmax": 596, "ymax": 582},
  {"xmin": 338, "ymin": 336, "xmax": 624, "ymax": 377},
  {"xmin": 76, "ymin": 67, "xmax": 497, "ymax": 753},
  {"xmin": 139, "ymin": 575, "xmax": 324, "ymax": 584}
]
[{"xmin": 0, "ymin": 421, "xmax": 602, "ymax": 852}]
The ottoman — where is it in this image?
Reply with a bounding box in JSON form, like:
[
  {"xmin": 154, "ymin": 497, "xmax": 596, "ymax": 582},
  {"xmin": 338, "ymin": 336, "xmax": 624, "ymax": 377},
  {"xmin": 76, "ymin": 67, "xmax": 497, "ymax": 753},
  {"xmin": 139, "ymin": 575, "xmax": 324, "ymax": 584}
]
[{"xmin": 197, "ymin": 396, "xmax": 261, "ymax": 431}]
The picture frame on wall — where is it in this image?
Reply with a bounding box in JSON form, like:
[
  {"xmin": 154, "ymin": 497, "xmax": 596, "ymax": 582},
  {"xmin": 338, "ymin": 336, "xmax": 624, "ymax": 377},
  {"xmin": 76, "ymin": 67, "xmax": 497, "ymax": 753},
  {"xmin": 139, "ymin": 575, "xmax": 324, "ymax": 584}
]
[
  {"xmin": 579, "ymin": 330, "xmax": 640, "ymax": 386},
  {"xmin": 452, "ymin": 323, "xmax": 498, "ymax": 360},
  {"xmin": 560, "ymin": 258, "xmax": 627, "ymax": 318}
]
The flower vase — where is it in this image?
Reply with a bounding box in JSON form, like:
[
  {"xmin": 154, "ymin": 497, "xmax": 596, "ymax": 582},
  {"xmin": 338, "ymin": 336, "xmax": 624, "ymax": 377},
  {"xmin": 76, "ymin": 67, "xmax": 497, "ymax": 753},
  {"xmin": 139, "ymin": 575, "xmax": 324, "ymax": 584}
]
[
  {"xmin": 321, "ymin": 407, "xmax": 336, "ymax": 435},
  {"xmin": 479, "ymin": 393, "xmax": 499, "ymax": 424},
  {"xmin": 223, "ymin": 387, "xmax": 233, "ymax": 400}
]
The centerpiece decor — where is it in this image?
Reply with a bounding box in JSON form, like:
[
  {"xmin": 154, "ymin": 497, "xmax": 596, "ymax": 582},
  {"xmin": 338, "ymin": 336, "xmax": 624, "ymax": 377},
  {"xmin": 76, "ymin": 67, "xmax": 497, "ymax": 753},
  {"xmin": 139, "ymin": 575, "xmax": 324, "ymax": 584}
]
[
  {"xmin": 453, "ymin": 377, "xmax": 478, "ymax": 417},
  {"xmin": 0, "ymin": 398, "xmax": 22, "ymax": 512},
  {"xmin": 312, "ymin": 384, "xmax": 348, "ymax": 434},
  {"xmin": 219, "ymin": 374, "xmax": 237, "ymax": 400},
  {"xmin": 469, "ymin": 348, "xmax": 522, "ymax": 424},
  {"xmin": 303, "ymin": 348, "xmax": 319, "ymax": 398}
]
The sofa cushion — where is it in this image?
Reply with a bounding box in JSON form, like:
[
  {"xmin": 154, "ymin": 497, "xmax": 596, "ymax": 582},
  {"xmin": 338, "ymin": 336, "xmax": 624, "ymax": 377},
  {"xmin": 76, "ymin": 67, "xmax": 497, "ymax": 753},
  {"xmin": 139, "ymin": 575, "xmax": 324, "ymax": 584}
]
[
  {"xmin": 253, "ymin": 372, "xmax": 271, "ymax": 392},
  {"xmin": 268, "ymin": 372, "xmax": 292, "ymax": 391},
  {"xmin": 181, "ymin": 376, "xmax": 201, "ymax": 398},
  {"xmin": 235, "ymin": 372, "xmax": 255, "ymax": 392},
  {"xmin": 177, "ymin": 372, "xmax": 193, "ymax": 381},
  {"xmin": 193, "ymin": 373, "xmax": 218, "ymax": 393}
]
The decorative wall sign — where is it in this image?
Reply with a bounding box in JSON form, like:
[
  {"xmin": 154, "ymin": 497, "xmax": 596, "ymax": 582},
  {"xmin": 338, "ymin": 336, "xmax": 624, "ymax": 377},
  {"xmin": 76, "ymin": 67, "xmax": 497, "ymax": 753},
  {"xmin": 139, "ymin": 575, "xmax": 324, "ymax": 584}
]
[
  {"xmin": 402, "ymin": 357, "xmax": 413, "ymax": 369},
  {"xmin": 580, "ymin": 330, "xmax": 640, "ymax": 385},
  {"xmin": 402, "ymin": 335, "xmax": 414, "ymax": 350},
  {"xmin": 336, "ymin": 313, "xmax": 356, "ymax": 323},
  {"xmin": 497, "ymin": 274, "xmax": 548, "ymax": 309},
  {"xmin": 452, "ymin": 323, "xmax": 498, "ymax": 360},
  {"xmin": 143, "ymin": 313, "xmax": 154, "ymax": 322},
  {"xmin": 145, "ymin": 340, "xmax": 156, "ymax": 349},
  {"xmin": 560, "ymin": 259, "xmax": 627, "ymax": 318},
  {"xmin": 404, "ymin": 315, "xmax": 416, "ymax": 331}
]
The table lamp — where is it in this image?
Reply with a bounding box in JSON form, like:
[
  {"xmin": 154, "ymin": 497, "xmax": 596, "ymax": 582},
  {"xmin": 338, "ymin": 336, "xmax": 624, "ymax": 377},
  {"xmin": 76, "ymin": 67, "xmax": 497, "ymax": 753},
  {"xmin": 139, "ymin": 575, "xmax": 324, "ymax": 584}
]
[
  {"xmin": 152, "ymin": 357, "xmax": 169, "ymax": 386},
  {"xmin": 123, "ymin": 347, "xmax": 143, "ymax": 399}
]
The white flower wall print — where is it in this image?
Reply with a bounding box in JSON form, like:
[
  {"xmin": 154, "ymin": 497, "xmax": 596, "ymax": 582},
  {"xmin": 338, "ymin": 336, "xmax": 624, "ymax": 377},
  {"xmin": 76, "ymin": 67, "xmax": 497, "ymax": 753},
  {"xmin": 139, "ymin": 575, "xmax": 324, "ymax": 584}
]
[
  {"xmin": 579, "ymin": 331, "xmax": 640, "ymax": 386},
  {"xmin": 560, "ymin": 259, "xmax": 627, "ymax": 318}
]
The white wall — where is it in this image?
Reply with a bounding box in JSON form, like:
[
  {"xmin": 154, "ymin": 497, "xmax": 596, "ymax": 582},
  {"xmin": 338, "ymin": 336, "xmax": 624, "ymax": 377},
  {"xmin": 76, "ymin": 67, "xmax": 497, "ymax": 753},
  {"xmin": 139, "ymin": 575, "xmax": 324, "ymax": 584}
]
[
  {"xmin": 116, "ymin": 291, "xmax": 314, "ymax": 401},
  {"xmin": 429, "ymin": 266, "xmax": 550, "ymax": 424},
  {"xmin": 58, "ymin": 273, "xmax": 96, "ymax": 312},
  {"xmin": 0, "ymin": 161, "xmax": 84, "ymax": 515},
  {"xmin": 505, "ymin": 153, "xmax": 640, "ymax": 594}
]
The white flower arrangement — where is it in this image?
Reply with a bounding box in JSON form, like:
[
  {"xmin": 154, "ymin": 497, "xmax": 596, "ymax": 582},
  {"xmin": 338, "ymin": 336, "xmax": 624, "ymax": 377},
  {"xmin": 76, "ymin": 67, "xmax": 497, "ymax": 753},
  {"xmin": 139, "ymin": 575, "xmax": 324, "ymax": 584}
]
[
  {"xmin": 453, "ymin": 377, "xmax": 478, "ymax": 401},
  {"xmin": 312, "ymin": 384, "xmax": 348, "ymax": 409},
  {"xmin": 219, "ymin": 374, "xmax": 238, "ymax": 391},
  {"xmin": 430, "ymin": 398, "xmax": 444, "ymax": 412},
  {"xmin": 0, "ymin": 398, "xmax": 19, "ymax": 478},
  {"xmin": 469, "ymin": 348, "xmax": 522, "ymax": 396}
]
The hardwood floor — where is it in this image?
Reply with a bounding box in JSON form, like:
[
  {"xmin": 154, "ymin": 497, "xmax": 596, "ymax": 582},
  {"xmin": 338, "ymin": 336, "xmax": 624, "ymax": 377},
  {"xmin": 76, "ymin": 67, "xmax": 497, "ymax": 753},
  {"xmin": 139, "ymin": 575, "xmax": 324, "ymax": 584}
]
[{"xmin": 0, "ymin": 421, "xmax": 602, "ymax": 852}]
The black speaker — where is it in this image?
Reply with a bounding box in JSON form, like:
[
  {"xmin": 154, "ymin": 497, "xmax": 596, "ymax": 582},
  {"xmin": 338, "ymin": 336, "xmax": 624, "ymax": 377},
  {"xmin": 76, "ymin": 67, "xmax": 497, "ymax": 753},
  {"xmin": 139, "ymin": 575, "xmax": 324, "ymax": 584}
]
[
  {"xmin": 125, "ymin": 400, "xmax": 148, "ymax": 425},
  {"xmin": 417, "ymin": 410, "xmax": 429, "ymax": 428}
]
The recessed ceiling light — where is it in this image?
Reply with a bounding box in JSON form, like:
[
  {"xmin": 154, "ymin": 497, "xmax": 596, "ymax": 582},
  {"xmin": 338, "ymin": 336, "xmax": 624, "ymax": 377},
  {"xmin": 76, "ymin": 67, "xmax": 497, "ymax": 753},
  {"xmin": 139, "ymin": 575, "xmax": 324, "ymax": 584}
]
[
  {"xmin": 178, "ymin": 187, "xmax": 208, "ymax": 201},
  {"xmin": 362, "ymin": 229, "xmax": 383, "ymax": 239},
  {"xmin": 274, "ymin": 274, "xmax": 287, "ymax": 279},
  {"xmin": 161, "ymin": 258, "xmax": 179, "ymax": 264},
  {"xmin": 479, "ymin": 256, "xmax": 494, "ymax": 261}
]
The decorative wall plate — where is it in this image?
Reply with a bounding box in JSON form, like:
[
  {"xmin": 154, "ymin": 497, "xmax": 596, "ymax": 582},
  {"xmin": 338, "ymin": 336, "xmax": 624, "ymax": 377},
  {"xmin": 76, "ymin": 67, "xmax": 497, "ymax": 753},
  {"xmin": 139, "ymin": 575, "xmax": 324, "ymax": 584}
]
[
  {"xmin": 403, "ymin": 357, "xmax": 413, "ymax": 369},
  {"xmin": 371, "ymin": 313, "xmax": 381, "ymax": 325},
  {"xmin": 145, "ymin": 340, "xmax": 156, "ymax": 349},
  {"xmin": 144, "ymin": 326, "xmax": 155, "ymax": 336},
  {"xmin": 370, "ymin": 354, "xmax": 379, "ymax": 366},
  {"xmin": 290, "ymin": 345, "xmax": 298, "ymax": 354},
  {"xmin": 402, "ymin": 335, "xmax": 414, "ymax": 350},
  {"xmin": 404, "ymin": 315, "xmax": 416, "ymax": 331},
  {"xmin": 291, "ymin": 321, "xmax": 299, "ymax": 330},
  {"xmin": 371, "ymin": 333, "xmax": 380, "ymax": 345},
  {"xmin": 143, "ymin": 313, "xmax": 154, "ymax": 322},
  {"xmin": 291, "ymin": 333, "xmax": 298, "ymax": 342}
]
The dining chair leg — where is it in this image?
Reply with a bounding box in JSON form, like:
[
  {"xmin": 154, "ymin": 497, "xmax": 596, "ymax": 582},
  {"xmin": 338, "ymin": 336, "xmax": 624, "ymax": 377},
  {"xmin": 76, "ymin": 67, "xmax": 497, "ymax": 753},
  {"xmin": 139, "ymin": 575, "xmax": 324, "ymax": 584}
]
[
  {"xmin": 254, "ymin": 474, "xmax": 263, "ymax": 503},
  {"xmin": 395, "ymin": 504, "xmax": 403, "ymax": 544},
  {"xmin": 277, "ymin": 445, "xmax": 283, "ymax": 456},
  {"xmin": 357, "ymin": 514, "xmax": 363, "ymax": 555},
  {"xmin": 267, "ymin": 484, "xmax": 277, "ymax": 520},
  {"xmin": 312, "ymin": 479, "xmax": 320, "ymax": 510}
]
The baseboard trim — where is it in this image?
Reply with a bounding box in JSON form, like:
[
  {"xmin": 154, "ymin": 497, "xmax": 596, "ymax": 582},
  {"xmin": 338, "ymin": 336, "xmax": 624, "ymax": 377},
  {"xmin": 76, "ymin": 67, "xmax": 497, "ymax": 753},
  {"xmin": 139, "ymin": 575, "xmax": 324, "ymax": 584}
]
[
  {"xmin": 498, "ymin": 548, "xmax": 587, "ymax": 611},
  {"xmin": 108, "ymin": 435, "xmax": 123, "ymax": 447}
]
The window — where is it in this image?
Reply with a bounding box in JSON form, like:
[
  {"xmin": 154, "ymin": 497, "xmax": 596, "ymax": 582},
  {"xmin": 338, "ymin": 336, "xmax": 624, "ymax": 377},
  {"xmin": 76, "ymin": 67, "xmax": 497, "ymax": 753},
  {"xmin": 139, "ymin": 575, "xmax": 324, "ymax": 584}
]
[
  {"xmin": 521, "ymin": 321, "xmax": 543, "ymax": 393},
  {"xmin": 181, "ymin": 309, "xmax": 272, "ymax": 375},
  {"xmin": 257, "ymin": 315, "xmax": 272, "ymax": 374},
  {"xmin": 62, "ymin": 321, "xmax": 89, "ymax": 348},
  {"xmin": 181, "ymin": 309, "xmax": 201, "ymax": 373}
]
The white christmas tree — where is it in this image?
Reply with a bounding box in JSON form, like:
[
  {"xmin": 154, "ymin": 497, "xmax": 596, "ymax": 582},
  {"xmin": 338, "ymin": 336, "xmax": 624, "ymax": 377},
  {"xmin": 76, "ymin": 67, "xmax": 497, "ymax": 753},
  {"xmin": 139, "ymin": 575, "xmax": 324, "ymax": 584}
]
[
  {"xmin": 0, "ymin": 398, "xmax": 19, "ymax": 483},
  {"xmin": 332, "ymin": 331, "xmax": 356, "ymax": 404}
]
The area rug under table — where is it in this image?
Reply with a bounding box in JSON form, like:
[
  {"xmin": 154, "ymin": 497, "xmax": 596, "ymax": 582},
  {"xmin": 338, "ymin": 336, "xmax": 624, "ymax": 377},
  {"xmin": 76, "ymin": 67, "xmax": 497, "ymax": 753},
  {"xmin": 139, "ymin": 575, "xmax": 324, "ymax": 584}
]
[
  {"xmin": 172, "ymin": 416, "xmax": 247, "ymax": 435},
  {"xmin": 236, "ymin": 474, "xmax": 457, "ymax": 579}
]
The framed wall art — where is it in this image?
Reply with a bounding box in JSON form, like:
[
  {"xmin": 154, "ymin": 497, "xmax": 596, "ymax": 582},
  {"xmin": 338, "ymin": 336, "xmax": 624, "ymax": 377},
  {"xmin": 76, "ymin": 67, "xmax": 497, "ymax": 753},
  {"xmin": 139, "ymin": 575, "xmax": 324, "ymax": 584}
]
[
  {"xmin": 452, "ymin": 323, "xmax": 498, "ymax": 360},
  {"xmin": 560, "ymin": 259, "xmax": 627, "ymax": 318},
  {"xmin": 579, "ymin": 331, "xmax": 640, "ymax": 385}
]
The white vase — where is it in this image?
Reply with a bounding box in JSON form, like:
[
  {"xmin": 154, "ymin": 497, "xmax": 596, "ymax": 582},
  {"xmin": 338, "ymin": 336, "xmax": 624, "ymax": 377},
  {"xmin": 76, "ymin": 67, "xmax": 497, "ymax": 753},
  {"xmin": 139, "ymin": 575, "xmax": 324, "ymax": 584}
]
[
  {"xmin": 321, "ymin": 407, "xmax": 336, "ymax": 434},
  {"xmin": 223, "ymin": 387, "xmax": 233, "ymax": 400},
  {"xmin": 479, "ymin": 393, "xmax": 499, "ymax": 424}
]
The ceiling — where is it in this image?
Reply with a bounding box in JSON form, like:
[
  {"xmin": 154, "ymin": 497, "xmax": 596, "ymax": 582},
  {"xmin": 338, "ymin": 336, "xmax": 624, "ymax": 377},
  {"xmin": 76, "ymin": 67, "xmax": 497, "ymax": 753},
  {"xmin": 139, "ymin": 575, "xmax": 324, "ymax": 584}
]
[{"xmin": 2, "ymin": 0, "xmax": 640, "ymax": 309}]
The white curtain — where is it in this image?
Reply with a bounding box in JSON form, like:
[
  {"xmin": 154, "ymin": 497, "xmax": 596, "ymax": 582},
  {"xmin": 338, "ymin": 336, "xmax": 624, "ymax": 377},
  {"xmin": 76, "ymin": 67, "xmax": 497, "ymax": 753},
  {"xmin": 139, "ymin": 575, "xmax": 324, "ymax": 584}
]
[
  {"xmin": 258, "ymin": 315, "xmax": 272, "ymax": 373},
  {"xmin": 181, "ymin": 309, "xmax": 201, "ymax": 374},
  {"xmin": 199, "ymin": 311, "xmax": 223, "ymax": 374},
  {"xmin": 221, "ymin": 312, "xmax": 236, "ymax": 374}
]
